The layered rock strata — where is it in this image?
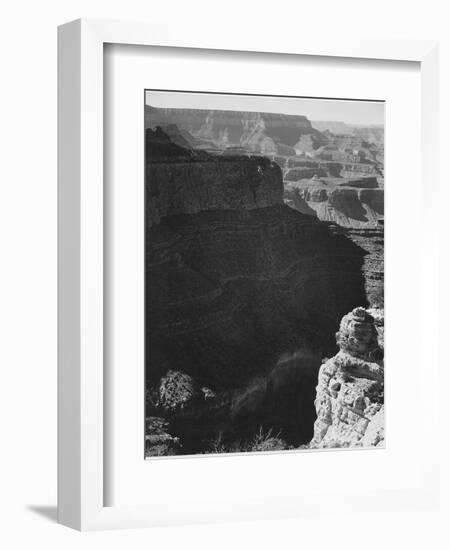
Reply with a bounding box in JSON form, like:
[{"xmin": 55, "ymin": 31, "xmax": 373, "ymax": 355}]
[
  {"xmin": 146, "ymin": 127, "xmax": 284, "ymax": 225},
  {"xmin": 311, "ymin": 307, "xmax": 384, "ymax": 448},
  {"xmin": 146, "ymin": 106, "xmax": 327, "ymax": 156},
  {"xmin": 346, "ymin": 228, "xmax": 384, "ymax": 307},
  {"xmin": 147, "ymin": 205, "xmax": 368, "ymax": 389},
  {"xmin": 284, "ymin": 183, "xmax": 383, "ymax": 229}
]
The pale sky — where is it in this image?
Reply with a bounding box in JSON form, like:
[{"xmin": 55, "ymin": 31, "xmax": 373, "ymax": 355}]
[{"xmin": 145, "ymin": 90, "xmax": 384, "ymax": 127}]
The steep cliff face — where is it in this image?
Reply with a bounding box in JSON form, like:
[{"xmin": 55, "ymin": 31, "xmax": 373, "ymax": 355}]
[
  {"xmin": 146, "ymin": 126, "xmax": 284, "ymax": 225},
  {"xmin": 346, "ymin": 228, "xmax": 384, "ymax": 307},
  {"xmin": 147, "ymin": 158, "xmax": 283, "ymax": 225},
  {"xmin": 311, "ymin": 307, "xmax": 384, "ymax": 449},
  {"xmin": 147, "ymin": 205, "xmax": 368, "ymax": 389}
]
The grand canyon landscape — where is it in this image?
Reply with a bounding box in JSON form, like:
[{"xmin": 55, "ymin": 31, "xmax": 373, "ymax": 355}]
[{"xmin": 144, "ymin": 93, "xmax": 385, "ymax": 457}]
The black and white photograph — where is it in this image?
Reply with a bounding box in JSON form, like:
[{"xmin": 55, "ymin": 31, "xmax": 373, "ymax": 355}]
[
  {"xmin": 144, "ymin": 90, "xmax": 385, "ymax": 457},
  {"xmin": 2, "ymin": 1, "xmax": 446, "ymax": 542}
]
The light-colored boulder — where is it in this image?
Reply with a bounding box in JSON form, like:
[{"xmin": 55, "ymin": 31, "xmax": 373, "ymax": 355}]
[{"xmin": 311, "ymin": 307, "xmax": 384, "ymax": 449}]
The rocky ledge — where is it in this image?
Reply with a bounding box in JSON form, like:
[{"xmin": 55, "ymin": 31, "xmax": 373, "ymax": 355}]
[{"xmin": 310, "ymin": 307, "xmax": 384, "ymax": 449}]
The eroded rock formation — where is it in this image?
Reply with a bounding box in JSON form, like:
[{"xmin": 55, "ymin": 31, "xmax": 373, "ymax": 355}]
[{"xmin": 311, "ymin": 307, "xmax": 384, "ymax": 449}]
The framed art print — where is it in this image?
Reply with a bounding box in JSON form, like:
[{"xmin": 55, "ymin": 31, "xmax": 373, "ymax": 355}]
[
  {"xmin": 143, "ymin": 90, "xmax": 385, "ymax": 458},
  {"xmin": 58, "ymin": 19, "xmax": 440, "ymax": 530}
]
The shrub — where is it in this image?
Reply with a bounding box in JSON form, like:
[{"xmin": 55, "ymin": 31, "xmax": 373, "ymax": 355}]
[
  {"xmin": 158, "ymin": 370, "xmax": 199, "ymax": 412},
  {"xmin": 250, "ymin": 427, "xmax": 287, "ymax": 452}
]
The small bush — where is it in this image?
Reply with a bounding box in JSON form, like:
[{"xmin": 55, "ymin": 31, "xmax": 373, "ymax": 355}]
[
  {"xmin": 205, "ymin": 427, "xmax": 288, "ymax": 455},
  {"xmin": 250, "ymin": 426, "xmax": 287, "ymax": 452},
  {"xmin": 158, "ymin": 370, "xmax": 199, "ymax": 412}
]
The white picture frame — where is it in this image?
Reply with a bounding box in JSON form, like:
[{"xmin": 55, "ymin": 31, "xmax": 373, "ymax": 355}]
[{"xmin": 58, "ymin": 18, "xmax": 440, "ymax": 531}]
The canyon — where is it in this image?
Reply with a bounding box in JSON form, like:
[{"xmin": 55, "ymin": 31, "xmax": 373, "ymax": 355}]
[{"xmin": 145, "ymin": 104, "xmax": 384, "ymax": 455}]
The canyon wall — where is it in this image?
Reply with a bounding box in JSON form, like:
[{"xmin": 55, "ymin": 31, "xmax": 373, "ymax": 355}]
[
  {"xmin": 147, "ymin": 204, "xmax": 368, "ymax": 390},
  {"xmin": 145, "ymin": 105, "xmax": 327, "ymax": 155},
  {"xmin": 147, "ymin": 161, "xmax": 283, "ymax": 225}
]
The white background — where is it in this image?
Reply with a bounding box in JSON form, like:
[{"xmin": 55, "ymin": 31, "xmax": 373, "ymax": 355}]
[{"xmin": 0, "ymin": 0, "xmax": 449, "ymax": 548}]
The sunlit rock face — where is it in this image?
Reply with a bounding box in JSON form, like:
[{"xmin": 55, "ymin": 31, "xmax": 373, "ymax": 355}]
[
  {"xmin": 336, "ymin": 307, "xmax": 380, "ymax": 360},
  {"xmin": 311, "ymin": 307, "xmax": 384, "ymax": 449}
]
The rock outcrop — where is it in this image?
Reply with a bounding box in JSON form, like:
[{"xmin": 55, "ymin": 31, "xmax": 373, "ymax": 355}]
[{"xmin": 311, "ymin": 307, "xmax": 384, "ymax": 449}]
